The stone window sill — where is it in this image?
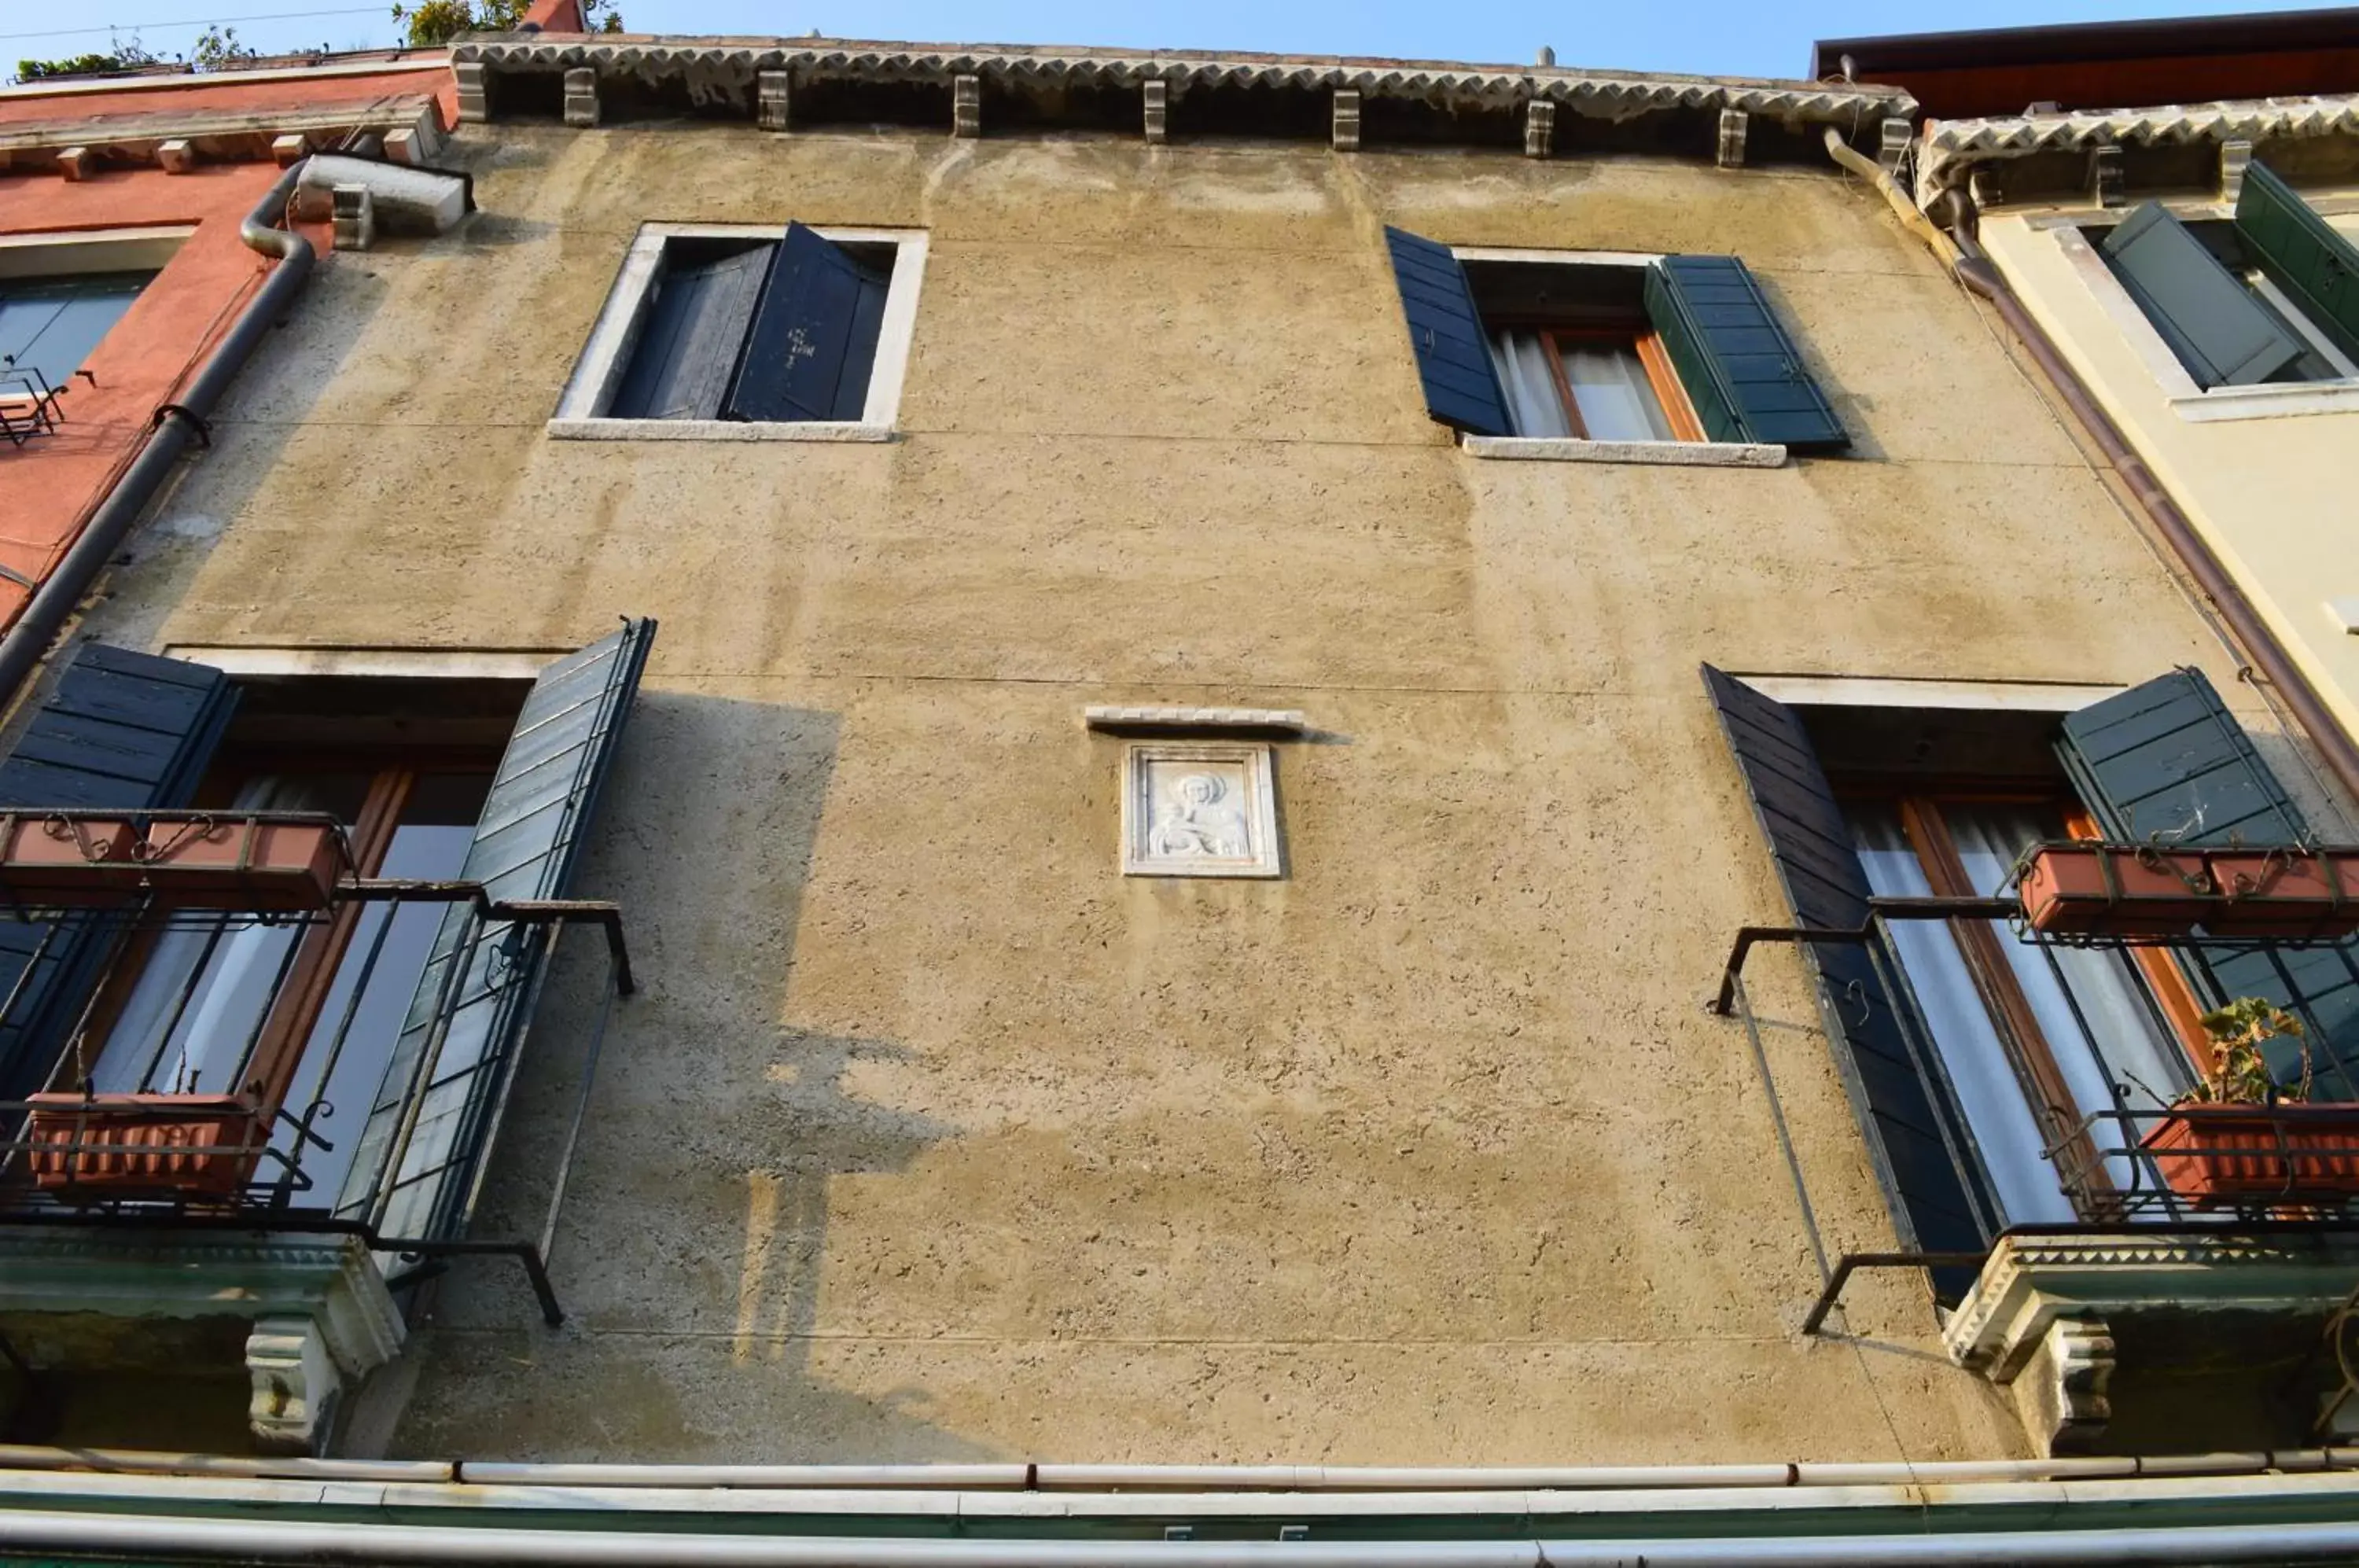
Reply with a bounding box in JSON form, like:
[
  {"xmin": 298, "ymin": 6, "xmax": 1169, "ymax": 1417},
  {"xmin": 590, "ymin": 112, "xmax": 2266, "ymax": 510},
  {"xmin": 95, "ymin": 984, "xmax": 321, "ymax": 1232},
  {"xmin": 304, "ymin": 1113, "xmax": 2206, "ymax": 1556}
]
[
  {"xmin": 1459, "ymin": 434, "xmax": 1787, "ymax": 468},
  {"xmin": 547, "ymin": 418, "xmax": 895, "ymax": 444},
  {"xmin": 2169, "ymin": 381, "xmax": 2359, "ymax": 424}
]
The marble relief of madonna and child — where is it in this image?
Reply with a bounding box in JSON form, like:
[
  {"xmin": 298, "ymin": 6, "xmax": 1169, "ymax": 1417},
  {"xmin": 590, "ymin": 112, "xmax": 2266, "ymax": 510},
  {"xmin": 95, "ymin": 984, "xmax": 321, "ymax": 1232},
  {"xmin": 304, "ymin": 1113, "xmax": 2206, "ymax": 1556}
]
[{"xmin": 1121, "ymin": 742, "xmax": 1283, "ymax": 878}]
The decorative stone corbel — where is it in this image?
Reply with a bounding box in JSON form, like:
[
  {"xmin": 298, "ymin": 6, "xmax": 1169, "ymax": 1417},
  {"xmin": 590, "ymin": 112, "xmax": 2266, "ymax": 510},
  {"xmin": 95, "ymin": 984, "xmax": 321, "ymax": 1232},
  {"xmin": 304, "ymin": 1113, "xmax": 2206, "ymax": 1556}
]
[
  {"xmin": 454, "ymin": 61, "xmax": 490, "ymax": 123},
  {"xmin": 2220, "ymin": 138, "xmax": 2253, "ymax": 205},
  {"xmin": 331, "ymin": 185, "xmax": 376, "ymax": 252},
  {"xmin": 1524, "ymin": 100, "xmax": 1554, "ymax": 160},
  {"xmin": 1969, "ymin": 167, "xmax": 2006, "ymax": 212},
  {"xmin": 2008, "ymin": 1316, "xmax": 2115, "ymax": 1457},
  {"xmin": 271, "ymin": 133, "xmax": 309, "ymax": 166},
  {"xmin": 2089, "ymin": 143, "xmax": 2125, "ymax": 208},
  {"xmin": 1879, "ymin": 116, "xmax": 1912, "ymax": 175},
  {"xmin": 247, "ymin": 1316, "xmax": 340, "ymax": 1455},
  {"xmin": 1143, "ymin": 79, "xmax": 1168, "ymax": 144},
  {"xmin": 953, "ymin": 74, "xmax": 981, "ymax": 138},
  {"xmin": 1717, "ymin": 109, "xmax": 1747, "ymax": 169},
  {"xmin": 757, "ymin": 68, "xmax": 791, "ymax": 131},
  {"xmin": 1333, "ymin": 88, "xmax": 1361, "ymax": 153},
  {"xmin": 57, "ymin": 147, "xmax": 93, "ymax": 181},
  {"xmin": 156, "ymin": 139, "xmax": 197, "ymax": 175},
  {"xmin": 563, "ymin": 68, "xmax": 600, "ymax": 127}
]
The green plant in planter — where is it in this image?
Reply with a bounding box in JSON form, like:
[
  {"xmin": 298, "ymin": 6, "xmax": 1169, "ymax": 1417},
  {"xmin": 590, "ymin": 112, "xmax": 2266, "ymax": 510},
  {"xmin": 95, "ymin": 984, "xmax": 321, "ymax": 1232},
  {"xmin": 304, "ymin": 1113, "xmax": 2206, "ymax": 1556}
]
[{"xmin": 2183, "ymin": 996, "xmax": 2312, "ymax": 1106}]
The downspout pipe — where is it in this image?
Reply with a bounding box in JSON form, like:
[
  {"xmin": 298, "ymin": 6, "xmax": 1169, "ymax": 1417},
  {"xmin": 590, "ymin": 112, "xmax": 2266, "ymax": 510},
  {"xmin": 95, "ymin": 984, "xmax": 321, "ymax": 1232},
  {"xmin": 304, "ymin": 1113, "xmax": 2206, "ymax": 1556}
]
[
  {"xmin": 1824, "ymin": 131, "xmax": 2359, "ymax": 810},
  {"xmin": 0, "ymin": 158, "xmax": 314, "ymax": 706}
]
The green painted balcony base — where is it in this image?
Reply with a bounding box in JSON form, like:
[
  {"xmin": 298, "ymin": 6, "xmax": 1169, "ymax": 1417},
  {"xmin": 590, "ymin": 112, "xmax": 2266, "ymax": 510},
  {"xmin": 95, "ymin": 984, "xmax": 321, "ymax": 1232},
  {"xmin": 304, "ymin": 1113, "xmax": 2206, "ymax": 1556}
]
[{"xmin": 0, "ymin": 1227, "xmax": 403, "ymax": 1455}]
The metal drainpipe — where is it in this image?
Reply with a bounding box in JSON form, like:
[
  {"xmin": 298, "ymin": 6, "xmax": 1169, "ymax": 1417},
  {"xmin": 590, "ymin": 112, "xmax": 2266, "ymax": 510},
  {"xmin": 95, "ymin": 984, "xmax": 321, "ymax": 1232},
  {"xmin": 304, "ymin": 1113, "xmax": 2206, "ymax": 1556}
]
[
  {"xmin": 0, "ymin": 158, "xmax": 314, "ymax": 707},
  {"xmin": 1822, "ymin": 131, "xmax": 2359, "ymax": 809}
]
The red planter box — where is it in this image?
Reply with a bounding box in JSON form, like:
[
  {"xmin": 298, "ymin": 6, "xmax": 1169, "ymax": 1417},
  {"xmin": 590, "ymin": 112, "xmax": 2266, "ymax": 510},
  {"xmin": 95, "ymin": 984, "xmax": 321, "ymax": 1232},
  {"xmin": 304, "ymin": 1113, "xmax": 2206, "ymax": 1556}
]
[
  {"xmin": 0, "ymin": 814, "xmax": 142, "ymax": 906},
  {"xmin": 2203, "ymin": 850, "xmax": 2359, "ymax": 939},
  {"xmin": 23, "ymin": 1092, "xmax": 267, "ymax": 1198},
  {"xmin": 2142, "ymin": 1103, "xmax": 2359, "ymax": 1205},
  {"xmin": 130, "ymin": 817, "xmax": 351, "ymax": 912},
  {"xmin": 2019, "ymin": 843, "xmax": 2215, "ymax": 935}
]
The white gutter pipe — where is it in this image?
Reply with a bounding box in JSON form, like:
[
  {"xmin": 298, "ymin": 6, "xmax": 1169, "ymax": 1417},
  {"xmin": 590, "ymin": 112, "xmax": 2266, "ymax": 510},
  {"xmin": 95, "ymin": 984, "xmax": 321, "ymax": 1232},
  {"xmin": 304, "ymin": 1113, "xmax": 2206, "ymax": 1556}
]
[
  {"xmin": 5, "ymin": 1446, "xmax": 2352, "ymax": 1489},
  {"xmin": 9, "ymin": 1512, "xmax": 2359, "ymax": 1566}
]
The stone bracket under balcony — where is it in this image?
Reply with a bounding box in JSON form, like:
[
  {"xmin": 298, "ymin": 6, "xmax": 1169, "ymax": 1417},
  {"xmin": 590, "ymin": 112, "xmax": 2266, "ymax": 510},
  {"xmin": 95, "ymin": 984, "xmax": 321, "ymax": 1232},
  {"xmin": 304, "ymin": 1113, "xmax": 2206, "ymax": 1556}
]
[
  {"xmin": 1944, "ymin": 1230, "xmax": 2359, "ymax": 1455},
  {"xmin": 0, "ymin": 1228, "xmax": 402, "ymax": 1454}
]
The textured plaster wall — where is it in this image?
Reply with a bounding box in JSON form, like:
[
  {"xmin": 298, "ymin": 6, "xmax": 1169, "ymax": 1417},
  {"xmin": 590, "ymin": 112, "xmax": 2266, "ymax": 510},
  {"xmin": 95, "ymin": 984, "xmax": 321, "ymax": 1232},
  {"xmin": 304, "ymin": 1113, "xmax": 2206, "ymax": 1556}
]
[
  {"xmin": 1980, "ymin": 198, "xmax": 2359, "ymax": 760},
  {"xmin": 83, "ymin": 122, "xmax": 2306, "ymax": 1463}
]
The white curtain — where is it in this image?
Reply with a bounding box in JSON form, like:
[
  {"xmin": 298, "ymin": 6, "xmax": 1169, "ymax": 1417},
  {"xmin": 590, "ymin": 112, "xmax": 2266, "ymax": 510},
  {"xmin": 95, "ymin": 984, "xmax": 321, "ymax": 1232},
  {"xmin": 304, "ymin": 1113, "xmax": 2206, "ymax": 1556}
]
[
  {"xmin": 1487, "ymin": 329, "xmax": 1573, "ymax": 439},
  {"xmin": 1851, "ymin": 809, "xmax": 2077, "ymax": 1226},
  {"xmin": 1560, "ymin": 344, "xmax": 1675, "ymax": 441}
]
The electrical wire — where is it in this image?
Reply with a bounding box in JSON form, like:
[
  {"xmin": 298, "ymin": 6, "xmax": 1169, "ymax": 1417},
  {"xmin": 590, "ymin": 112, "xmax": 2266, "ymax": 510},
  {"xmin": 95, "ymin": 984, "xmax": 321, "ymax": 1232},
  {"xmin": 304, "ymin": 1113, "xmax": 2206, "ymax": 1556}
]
[{"xmin": 0, "ymin": 8, "xmax": 381, "ymax": 42}]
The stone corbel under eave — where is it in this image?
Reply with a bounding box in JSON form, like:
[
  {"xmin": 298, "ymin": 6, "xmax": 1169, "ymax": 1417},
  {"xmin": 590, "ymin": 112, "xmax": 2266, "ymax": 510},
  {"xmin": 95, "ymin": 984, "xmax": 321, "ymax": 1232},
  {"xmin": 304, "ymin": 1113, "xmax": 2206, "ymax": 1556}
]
[
  {"xmin": 1942, "ymin": 1230, "xmax": 2359, "ymax": 1455},
  {"xmin": 0, "ymin": 1228, "xmax": 403, "ymax": 1455}
]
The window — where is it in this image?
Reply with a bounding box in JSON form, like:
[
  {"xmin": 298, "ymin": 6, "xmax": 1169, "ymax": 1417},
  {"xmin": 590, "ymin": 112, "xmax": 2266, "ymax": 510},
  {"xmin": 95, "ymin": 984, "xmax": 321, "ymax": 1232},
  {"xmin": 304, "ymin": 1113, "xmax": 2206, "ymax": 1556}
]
[
  {"xmin": 2093, "ymin": 162, "xmax": 2359, "ymax": 392},
  {"xmin": 0, "ymin": 271, "xmax": 154, "ymax": 394},
  {"xmin": 554, "ymin": 223, "xmax": 926, "ymax": 440},
  {"xmin": 1382, "ymin": 229, "xmax": 1849, "ymax": 458}
]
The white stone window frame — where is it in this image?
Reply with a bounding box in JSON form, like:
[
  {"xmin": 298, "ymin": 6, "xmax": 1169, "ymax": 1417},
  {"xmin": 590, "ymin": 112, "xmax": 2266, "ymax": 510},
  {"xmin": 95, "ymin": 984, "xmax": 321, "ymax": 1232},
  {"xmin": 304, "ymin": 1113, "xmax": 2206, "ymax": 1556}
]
[
  {"xmin": 1448, "ymin": 245, "xmax": 1789, "ymax": 469},
  {"xmin": 548, "ymin": 222, "xmax": 928, "ymax": 444},
  {"xmin": 2037, "ymin": 204, "xmax": 2359, "ymax": 425},
  {"xmin": 1120, "ymin": 740, "xmax": 1284, "ymax": 880},
  {"xmin": 0, "ymin": 225, "xmax": 194, "ymax": 280}
]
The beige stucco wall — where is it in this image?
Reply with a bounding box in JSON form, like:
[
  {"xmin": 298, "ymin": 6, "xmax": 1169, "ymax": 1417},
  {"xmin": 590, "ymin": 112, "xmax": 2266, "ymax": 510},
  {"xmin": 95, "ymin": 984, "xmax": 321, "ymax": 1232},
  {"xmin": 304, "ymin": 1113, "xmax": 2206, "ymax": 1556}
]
[
  {"xmin": 75, "ymin": 122, "xmax": 2303, "ymax": 1463},
  {"xmin": 1981, "ymin": 193, "xmax": 2359, "ymax": 760}
]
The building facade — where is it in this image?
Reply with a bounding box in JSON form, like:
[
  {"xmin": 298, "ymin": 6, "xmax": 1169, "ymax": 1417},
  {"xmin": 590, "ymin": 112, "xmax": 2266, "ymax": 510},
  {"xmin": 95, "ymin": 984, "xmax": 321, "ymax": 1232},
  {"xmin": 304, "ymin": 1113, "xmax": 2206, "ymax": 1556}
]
[{"xmin": 5, "ymin": 12, "xmax": 2359, "ymax": 1557}]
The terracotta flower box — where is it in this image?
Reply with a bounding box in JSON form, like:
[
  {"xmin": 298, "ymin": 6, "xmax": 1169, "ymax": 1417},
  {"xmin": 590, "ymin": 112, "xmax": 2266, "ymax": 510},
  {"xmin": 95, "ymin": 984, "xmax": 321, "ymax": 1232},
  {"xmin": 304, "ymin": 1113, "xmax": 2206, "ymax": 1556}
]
[
  {"xmin": 2141, "ymin": 1103, "xmax": 2359, "ymax": 1205},
  {"xmin": 2203, "ymin": 849, "xmax": 2359, "ymax": 939},
  {"xmin": 2017, "ymin": 843, "xmax": 2216, "ymax": 936},
  {"xmin": 128, "ymin": 815, "xmax": 352, "ymax": 912},
  {"xmin": 23, "ymin": 1092, "xmax": 267, "ymax": 1198},
  {"xmin": 0, "ymin": 813, "xmax": 142, "ymax": 906}
]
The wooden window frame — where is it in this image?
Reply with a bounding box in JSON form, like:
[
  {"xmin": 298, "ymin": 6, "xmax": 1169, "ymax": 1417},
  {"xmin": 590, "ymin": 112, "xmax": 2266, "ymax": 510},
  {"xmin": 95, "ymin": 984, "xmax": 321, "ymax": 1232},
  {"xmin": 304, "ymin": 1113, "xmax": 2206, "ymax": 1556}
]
[{"xmin": 1519, "ymin": 326, "xmax": 1706, "ymax": 443}]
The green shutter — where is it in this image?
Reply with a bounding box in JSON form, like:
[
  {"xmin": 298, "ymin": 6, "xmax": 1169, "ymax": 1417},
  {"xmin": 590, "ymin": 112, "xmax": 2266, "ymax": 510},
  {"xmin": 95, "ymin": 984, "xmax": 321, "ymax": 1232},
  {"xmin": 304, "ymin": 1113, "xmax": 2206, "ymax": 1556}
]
[
  {"xmin": 1644, "ymin": 256, "xmax": 1849, "ymax": 452},
  {"xmin": 2235, "ymin": 161, "xmax": 2359, "ymax": 359},
  {"xmin": 2100, "ymin": 203, "xmax": 2306, "ymax": 388},
  {"xmin": 2059, "ymin": 668, "xmax": 2359, "ymax": 1098}
]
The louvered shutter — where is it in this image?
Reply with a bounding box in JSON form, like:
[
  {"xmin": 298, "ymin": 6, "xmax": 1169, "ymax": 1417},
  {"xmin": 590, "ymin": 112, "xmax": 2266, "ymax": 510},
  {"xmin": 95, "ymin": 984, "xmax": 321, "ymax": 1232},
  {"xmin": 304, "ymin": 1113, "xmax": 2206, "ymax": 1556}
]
[
  {"xmin": 339, "ymin": 619, "xmax": 655, "ymax": 1239},
  {"xmin": 2235, "ymin": 162, "xmax": 2359, "ymax": 357},
  {"xmin": 722, "ymin": 223, "xmax": 890, "ymax": 425},
  {"xmin": 1382, "ymin": 226, "xmax": 1513, "ymax": 437},
  {"xmin": 2059, "ymin": 667, "xmax": 2359, "ymax": 1097},
  {"xmin": 607, "ymin": 245, "xmax": 773, "ymax": 421},
  {"xmin": 1703, "ymin": 666, "xmax": 1994, "ymax": 1300},
  {"xmin": 0, "ymin": 643, "xmax": 235, "ymax": 1101},
  {"xmin": 2100, "ymin": 203, "xmax": 2306, "ymax": 388},
  {"xmin": 1645, "ymin": 257, "xmax": 1849, "ymax": 452}
]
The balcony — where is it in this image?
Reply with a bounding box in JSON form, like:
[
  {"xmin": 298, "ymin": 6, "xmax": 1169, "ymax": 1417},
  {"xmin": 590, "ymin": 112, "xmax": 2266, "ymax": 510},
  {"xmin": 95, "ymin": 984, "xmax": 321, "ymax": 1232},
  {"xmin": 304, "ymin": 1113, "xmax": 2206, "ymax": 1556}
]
[
  {"xmin": 0, "ymin": 811, "xmax": 634, "ymax": 1453},
  {"xmin": 1713, "ymin": 884, "xmax": 2359, "ymax": 1455}
]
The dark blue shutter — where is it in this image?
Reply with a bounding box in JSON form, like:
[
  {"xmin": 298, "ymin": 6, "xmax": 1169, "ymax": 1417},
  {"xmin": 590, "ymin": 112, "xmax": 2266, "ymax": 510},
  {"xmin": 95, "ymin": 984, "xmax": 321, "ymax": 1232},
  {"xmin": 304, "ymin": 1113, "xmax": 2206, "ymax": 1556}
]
[
  {"xmin": 1382, "ymin": 226, "xmax": 1513, "ymax": 437},
  {"xmin": 2235, "ymin": 162, "xmax": 2359, "ymax": 355},
  {"xmin": 1704, "ymin": 665, "xmax": 1993, "ymax": 1300},
  {"xmin": 0, "ymin": 643, "xmax": 235, "ymax": 1101},
  {"xmin": 2059, "ymin": 668, "xmax": 2359, "ymax": 1097},
  {"xmin": 1646, "ymin": 257, "xmax": 1849, "ymax": 452},
  {"xmin": 340, "ymin": 619, "xmax": 655, "ymax": 1239},
  {"xmin": 722, "ymin": 223, "xmax": 890, "ymax": 425},
  {"xmin": 607, "ymin": 244, "xmax": 772, "ymax": 421},
  {"xmin": 2101, "ymin": 203, "xmax": 2306, "ymax": 388}
]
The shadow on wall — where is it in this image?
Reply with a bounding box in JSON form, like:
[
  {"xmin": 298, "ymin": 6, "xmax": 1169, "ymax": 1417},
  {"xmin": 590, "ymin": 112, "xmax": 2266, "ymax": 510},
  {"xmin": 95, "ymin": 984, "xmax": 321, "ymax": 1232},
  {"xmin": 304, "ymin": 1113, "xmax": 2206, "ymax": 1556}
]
[{"xmin": 367, "ymin": 693, "xmax": 987, "ymax": 1463}]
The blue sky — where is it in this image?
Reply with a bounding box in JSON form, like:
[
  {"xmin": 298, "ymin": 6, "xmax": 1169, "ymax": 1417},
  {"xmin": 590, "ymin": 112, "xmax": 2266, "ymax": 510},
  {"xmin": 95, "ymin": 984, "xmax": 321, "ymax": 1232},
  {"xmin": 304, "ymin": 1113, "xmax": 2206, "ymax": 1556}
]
[{"xmin": 3, "ymin": 0, "xmax": 2335, "ymax": 82}]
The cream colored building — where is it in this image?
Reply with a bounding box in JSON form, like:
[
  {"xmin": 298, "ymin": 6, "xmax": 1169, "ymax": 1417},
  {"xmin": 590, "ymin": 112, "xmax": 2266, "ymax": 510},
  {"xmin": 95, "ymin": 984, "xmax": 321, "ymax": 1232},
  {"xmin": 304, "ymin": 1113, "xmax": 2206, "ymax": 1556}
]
[{"xmin": 9, "ymin": 24, "xmax": 2359, "ymax": 1548}]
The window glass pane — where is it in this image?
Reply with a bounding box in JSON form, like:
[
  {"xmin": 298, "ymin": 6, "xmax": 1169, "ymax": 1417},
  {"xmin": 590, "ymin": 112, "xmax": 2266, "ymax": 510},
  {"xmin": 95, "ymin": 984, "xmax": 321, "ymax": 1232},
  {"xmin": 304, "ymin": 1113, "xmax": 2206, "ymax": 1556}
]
[
  {"xmin": 0, "ymin": 271, "xmax": 154, "ymax": 391},
  {"xmin": 1560, "ymin": 340, "xmax": 1675, "ymax": 442},
  {"xmin": 1849, "ymin": 804, "xmax": 2076, "ymax": 1227},
  {"xmin": 1486, "ymin": 329, "xmax": 1572, "ymax": 439}
]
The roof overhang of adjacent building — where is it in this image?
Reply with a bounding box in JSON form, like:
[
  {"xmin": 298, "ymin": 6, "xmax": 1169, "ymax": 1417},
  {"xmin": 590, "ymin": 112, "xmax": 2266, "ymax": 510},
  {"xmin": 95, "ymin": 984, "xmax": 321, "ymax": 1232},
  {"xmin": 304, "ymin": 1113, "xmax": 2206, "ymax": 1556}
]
[{"xmin": 1916, "ymin": 93, "xmax": 2359, "ymax": 206}]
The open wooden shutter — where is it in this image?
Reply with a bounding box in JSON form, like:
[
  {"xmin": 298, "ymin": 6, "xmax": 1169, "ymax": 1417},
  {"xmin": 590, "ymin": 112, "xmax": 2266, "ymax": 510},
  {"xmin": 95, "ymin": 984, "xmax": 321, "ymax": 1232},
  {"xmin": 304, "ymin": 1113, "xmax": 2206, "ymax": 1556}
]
[
  {"xmin": 0, "ymin": 643, "xmax": 235, "ymax": 1101},
  {"xmin": 339, "ymin": 619, "xmax": 655, "ymax": 1239},
  {"xmin": 2235, "ymin": 161, "xmax": 2359, "ymax": 358},
  {"xmin": 1703, "ymin": 666, "xmax": 1993, "ymax": 1300},
  {"xmin": 607, "ymin": 244, "xmax": 772, "ymax": 421},
  {"xmin": 2059, "ymin": 667, "xmax": 2359, "ymax": 1097},
  {"xmin": 2100, "ymin": 203, "xmax": 2306, "ymax": 388},
  {"xmin": 1382, "ymin": 226, "xmax": 1513, "ymax": 437},
  {"xmin": 1645, "ymin": 257, "xmax": 1848, "ymax": 452},
  {"xmin": 722, "ymin": 223, "xmax": 889, "ymax": 425}
]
